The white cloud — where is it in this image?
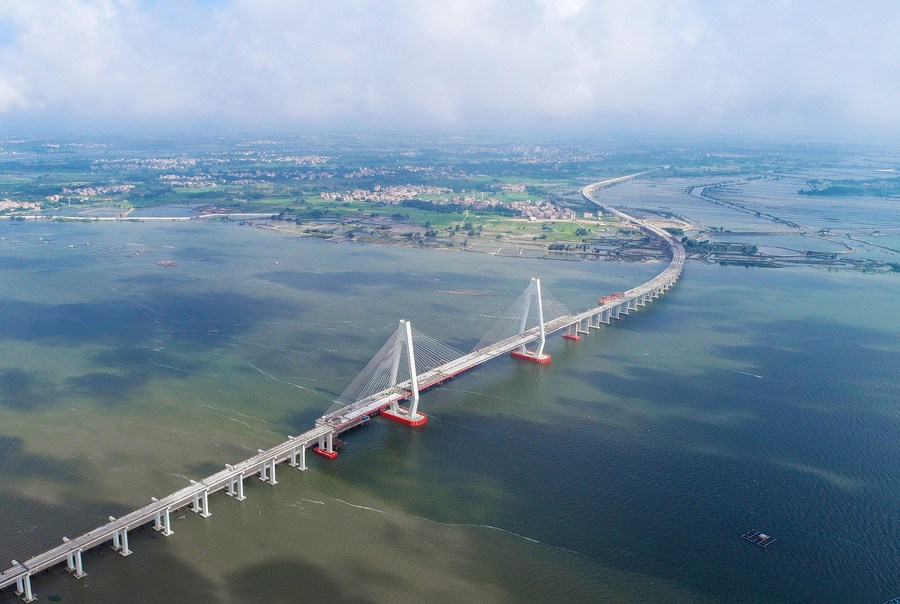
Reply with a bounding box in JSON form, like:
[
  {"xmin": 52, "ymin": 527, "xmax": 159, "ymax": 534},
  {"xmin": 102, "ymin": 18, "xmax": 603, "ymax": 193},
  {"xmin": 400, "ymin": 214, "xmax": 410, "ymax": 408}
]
[
  {"xmin": 0, "ymin": 0, "xmax": 897, "ymax": 136},
  {"xmin": 0, "ymin": 70, "xmax": 28, "ymax": 112}
]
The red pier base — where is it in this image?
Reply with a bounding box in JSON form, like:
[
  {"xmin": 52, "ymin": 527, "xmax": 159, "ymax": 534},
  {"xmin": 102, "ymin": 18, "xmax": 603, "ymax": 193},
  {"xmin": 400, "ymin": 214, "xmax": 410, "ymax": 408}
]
[
  {"xmin": 562, "ymin": 334, "xmax": 581, "ymax": 341},
  {"xmin": 313, "ymin": 447, "xmax": 338, "ymax": 459},
  {"xmin": 510, "ymin": 350, "xmax": 552, "ymax": 364},
  {"xmin": 382, "ymin": 409, "xmax": 428, "ymax": 427}
]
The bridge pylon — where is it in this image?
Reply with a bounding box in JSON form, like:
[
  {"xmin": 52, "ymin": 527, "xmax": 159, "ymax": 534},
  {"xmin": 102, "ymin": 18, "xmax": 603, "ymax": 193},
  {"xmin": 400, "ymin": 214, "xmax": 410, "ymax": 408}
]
[
  {"xmin": 382, "ymin": 319, "xmax": 427, "ymax": 427},
  {"xmin": 510, "ymin": 278, "xmax": 551, "ymax": 364}
]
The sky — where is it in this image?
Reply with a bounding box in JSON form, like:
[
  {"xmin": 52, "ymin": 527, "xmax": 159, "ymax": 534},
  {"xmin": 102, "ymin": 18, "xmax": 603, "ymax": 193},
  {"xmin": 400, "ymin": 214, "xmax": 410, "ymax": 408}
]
[{"xmin": 0, "ymin": 0, "xmax": 897, "ymax": 137}]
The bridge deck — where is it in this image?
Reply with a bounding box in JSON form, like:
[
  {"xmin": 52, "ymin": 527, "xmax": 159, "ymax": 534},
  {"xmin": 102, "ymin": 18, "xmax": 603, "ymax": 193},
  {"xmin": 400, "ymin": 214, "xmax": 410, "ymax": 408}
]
[{"xmin": 0, "ymin": 424, "xmax": 331, "ymax": 592}]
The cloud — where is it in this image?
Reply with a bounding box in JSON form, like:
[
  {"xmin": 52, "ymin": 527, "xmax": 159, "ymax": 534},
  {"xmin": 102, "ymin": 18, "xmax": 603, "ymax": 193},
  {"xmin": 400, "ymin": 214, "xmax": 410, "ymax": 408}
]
[{"xmin": 0, "ymin": 0, "xmax": 897, "ymax": 136}]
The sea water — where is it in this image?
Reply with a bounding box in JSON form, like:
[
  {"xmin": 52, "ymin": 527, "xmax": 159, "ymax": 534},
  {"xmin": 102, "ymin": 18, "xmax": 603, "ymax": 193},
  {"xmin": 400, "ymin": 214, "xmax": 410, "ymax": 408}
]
[{"xmin": 0, "ymin": 219, "xmax": 897, "ymax": 603}]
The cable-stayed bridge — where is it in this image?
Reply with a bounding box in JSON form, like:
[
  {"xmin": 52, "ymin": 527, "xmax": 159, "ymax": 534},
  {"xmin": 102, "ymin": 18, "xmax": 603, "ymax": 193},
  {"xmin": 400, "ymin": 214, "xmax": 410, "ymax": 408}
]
[{"xmin": 1, "ymin": 176, "xmax": 684, "ymax": 601}]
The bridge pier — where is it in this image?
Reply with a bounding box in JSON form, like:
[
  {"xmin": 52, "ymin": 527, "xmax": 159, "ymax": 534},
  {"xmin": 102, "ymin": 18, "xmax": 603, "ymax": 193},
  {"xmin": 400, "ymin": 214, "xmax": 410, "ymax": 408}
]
[
  {"xmin": 562, "ymin": 323, "xmax": 580, "ymax": 341},
  {"xmin": 201, "ymin": 489, "xmax": 212, "ymax": 516},
  {"xmin": 577, "ymin": 318, "xmax": 590, "ymax": 335},
  {"xmin": 267, "ymin": 459, "xmax": 277, "ymax": 485},
  {"xmin": 61, "ymin": 537, "xmax": 87, "ymax": 579},
  {"xmin": 13, "ymin": 571, "xmax": 35, "ymax": 603},
  {"xmin": 288, "ymin": 445, "xmax": 307, "ymax": 471},
  {"xmin": 314, "ymin": 431, "xmax": 337, "ymax": 458},
  {"xmin": 226, "ymin": 472, "xmax": 247, "ymax": 500},
  {"xmin": 64, "ymin": 545, "xmax": 86, "ymax": 579},
  {"xmin": 257, "ymin": 457, "xmax": 277, "ymax": 485},
  {"xmin": 189, "ymin": 481, "xmax": 212, "ymax": 517},
  {"xmin": 110, "ymin": 523, "xmax": 131, "ymax": 557},
  {"xmin": 152, "ymin": 501, "xmax": 174, "ymax": 535}
]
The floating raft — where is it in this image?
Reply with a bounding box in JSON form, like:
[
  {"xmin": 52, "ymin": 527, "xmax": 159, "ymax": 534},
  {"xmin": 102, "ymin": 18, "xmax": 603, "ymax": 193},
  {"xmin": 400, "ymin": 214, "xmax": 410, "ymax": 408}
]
[{"xmin": 741, "ymin": 530, "xmax": 776, "ymax": 548}]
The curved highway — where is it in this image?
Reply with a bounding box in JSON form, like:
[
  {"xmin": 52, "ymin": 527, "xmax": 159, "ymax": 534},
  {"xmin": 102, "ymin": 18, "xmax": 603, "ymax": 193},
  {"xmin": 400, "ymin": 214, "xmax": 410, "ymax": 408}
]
[{"xmin": 581, "ymin": 176, "xmax": 686, "ymax": 298}]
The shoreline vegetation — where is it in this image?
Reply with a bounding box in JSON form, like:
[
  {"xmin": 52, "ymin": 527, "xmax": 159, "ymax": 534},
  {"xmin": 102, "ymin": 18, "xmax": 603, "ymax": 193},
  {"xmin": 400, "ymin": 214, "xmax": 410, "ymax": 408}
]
[
  {"xmin": 6, "ymin": 205, "xmax": 898, "ymax": 272},
  {"xmin": 1, "ymin": 135, "xmax": 897, "ymax": 273}
]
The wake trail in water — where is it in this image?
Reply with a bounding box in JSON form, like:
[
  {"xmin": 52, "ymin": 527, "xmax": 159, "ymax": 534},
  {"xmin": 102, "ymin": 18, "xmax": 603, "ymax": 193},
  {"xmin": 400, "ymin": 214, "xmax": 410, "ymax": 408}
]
[
  {"xmin": 727, "ymin": 369, "xmax": 764, "ymax": 379},
  {"xmin": 197, "ymin": 403, "xmax": 274, "ymax": 434},
  {"xmin": 125, "ymin": 299, "xmax": 164, "ymax": 316},
  {"xmin": 437, "ymin": 387, "xmax": 523, "ymax": 405},
  {"xmin": 248, "ymin": 362, "xmax": 333, "ymax": 401},
  {"xmin": 329, "ymin": 496, "xmax": 596, "ymax": 562},
  {"xmin": 149, "ymin": 361, "xmax": 215, "ymax": 377},
  {"xmin": 331, "ymin": 497, "xmax": 388, "ymax": 514}
]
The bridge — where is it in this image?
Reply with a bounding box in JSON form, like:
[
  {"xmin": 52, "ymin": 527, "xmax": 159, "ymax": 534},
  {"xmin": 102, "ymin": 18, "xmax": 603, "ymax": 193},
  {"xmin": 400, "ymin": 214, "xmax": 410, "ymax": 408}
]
[{"xmin": 1, "ymin": 175, "xmax": 684, "ymax": 601}]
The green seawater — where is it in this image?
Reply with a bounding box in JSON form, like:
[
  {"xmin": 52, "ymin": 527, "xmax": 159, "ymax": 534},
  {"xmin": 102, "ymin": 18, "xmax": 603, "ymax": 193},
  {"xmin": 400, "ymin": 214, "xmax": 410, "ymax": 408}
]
[{"xmin": 0, "ymin": 220, "xmax": 898, "ymax": 603}]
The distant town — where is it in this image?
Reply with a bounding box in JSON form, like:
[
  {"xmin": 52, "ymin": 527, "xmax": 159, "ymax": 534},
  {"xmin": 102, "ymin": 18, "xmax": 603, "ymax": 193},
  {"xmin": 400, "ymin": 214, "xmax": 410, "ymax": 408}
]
[{"xmin": 1, "ymin": 135, "xmax": 897, "ymax": 271}]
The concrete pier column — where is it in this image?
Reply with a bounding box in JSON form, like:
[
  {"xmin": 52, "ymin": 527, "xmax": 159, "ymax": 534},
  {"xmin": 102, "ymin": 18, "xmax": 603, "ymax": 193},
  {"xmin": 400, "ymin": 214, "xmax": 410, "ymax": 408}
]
[
  {"xmin": 16, "ymin": 573, "xmax": 35, "ymax": 603},
  {"xmin": 152, "ymin": 497, "xmax": 162, "ymax": 530},
  {"xmin": 267, "ymin": 459, "xmax": 277, "ymax": 485},
  {"xmin": 112, "ymin": 528, "xmax": 121, "ymax": 551},
  {"xmin": 257, "ymin": 450, "xmax": 268, "ymax": 481},
  {"xmin": 200, "ymin": 490, "xmax": 211, "ymax": 518},
  {"xmin": 189, "ymin": 479, "xmax": 204, "ymax": 514},
  {"xmin": 161, "ymin": 508, "xmax": 173, "ymax": 536},
  {"xmin": 225, "ymin": 465, "xmax": 235, "ymax": 497},
  {"xmin": 63, "ymin": 538, "xmax": 76, "ymax": 575},
  {"xmin": 74, "ymin": 549, "xmax": 86, "ymax": 579},
  {"xmin": 236, "ymin": 474, "xmax": 246, "ymax": 500},
  {"xmin": 289, "ymin": 443, "xmax": 307, "ymax": 470},
  {"xmin": 64, "ymin": 548, "xmax": 87, "ymax": 578},
  {"xmin": 326, "ymin": 432, "xmax": 334, "ymax": 453},
  {"xmin": 119, "ymin": 528, "xmax": 132, "ymax": 557}
]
